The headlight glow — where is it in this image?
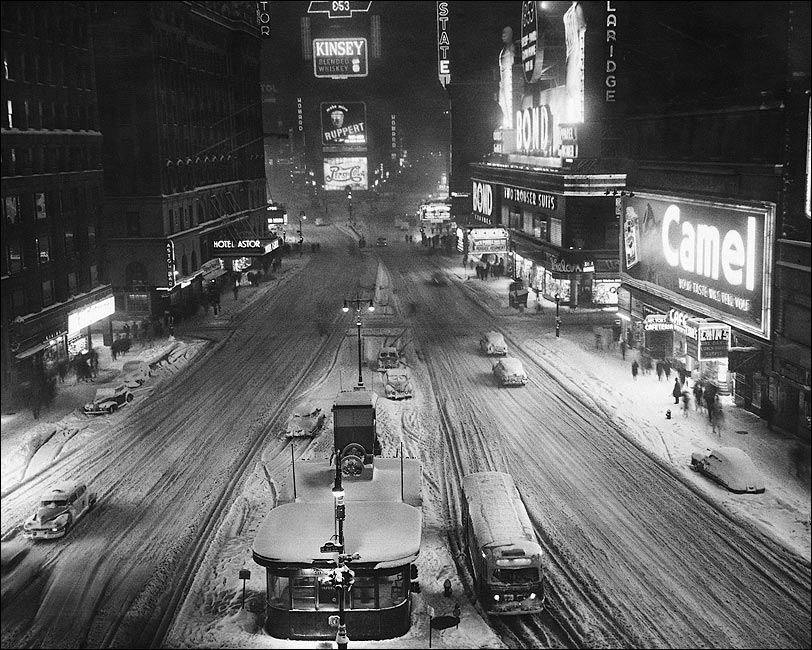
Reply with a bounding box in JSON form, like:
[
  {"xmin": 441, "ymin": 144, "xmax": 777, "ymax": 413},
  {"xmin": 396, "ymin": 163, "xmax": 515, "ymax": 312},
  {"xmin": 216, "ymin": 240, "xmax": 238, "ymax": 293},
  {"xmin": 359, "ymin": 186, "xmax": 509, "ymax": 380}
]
[{"xmin": 493, "ymin": 594, "xmax": 500, "ymax": 602}]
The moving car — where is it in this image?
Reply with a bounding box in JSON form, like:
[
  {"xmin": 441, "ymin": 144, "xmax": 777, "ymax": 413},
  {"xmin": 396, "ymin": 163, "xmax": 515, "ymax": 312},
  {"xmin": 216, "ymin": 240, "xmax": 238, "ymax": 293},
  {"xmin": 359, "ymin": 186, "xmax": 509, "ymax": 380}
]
[
  {"xmin": 377, "ymin": 346, "xmax": 401, "ymax": 370},
  {"xmin": 22, "ymin": 482, "xmax": 97, "ymax": 540},
  {"xmin": 121, "ymin": 359, "xmax": 150, "ymax": 387},
  {"xmin": 492, "ymin": 357, "xmax": 528, "ymax": 386},
  {"xmin": 285, "ymin": 404, "xmax": 327, "ymax": 438},
  {"xmin": 384, "ymin": 368, "xmax": 413, "ymax": 400},
  {"xmin": 376, "ymin": 236, "xmax": 388, "ymax": 247},
  {"xmin": 690, "ymin": 447, "xmax": 765, "ymax": 494},
  {"xmin": 480, "ymin": 331, "xmax": 508, "ymax": 356},
  {"xmin": 83, "ymin": 384, "xmax": 133, "ymax": 415}
]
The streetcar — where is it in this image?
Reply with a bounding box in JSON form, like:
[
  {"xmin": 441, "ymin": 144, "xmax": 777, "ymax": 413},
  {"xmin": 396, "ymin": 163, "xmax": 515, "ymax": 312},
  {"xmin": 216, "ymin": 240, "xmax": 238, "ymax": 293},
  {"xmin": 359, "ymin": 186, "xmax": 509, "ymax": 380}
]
[{"xmin": 461, "ymin": 471, "xmax": 545, "ymax": 615}]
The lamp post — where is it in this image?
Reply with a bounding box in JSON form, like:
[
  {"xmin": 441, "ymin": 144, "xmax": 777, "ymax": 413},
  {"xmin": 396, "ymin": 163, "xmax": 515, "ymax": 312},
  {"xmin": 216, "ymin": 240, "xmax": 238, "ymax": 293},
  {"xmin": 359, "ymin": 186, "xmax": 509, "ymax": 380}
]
[
  {"xmin": 331, "ymin": 459, "xmax": 348, "ymax": 650},
  {"xmin": 298, "ymin": 211, "xmax": 306, "ymax": 256},
  {"xmin": 555, "ymin": 293, "xmax": 561, "ymax": 338},
  {"xmin": 343, "ymin": 295, "xmax": 375, "ymax": 388}
]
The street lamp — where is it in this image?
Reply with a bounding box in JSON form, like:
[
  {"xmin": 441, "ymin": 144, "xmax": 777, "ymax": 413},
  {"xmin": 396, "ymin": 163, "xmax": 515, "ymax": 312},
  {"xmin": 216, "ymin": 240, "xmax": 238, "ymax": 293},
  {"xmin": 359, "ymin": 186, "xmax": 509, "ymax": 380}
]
[
  {"xmin": 342, "ymin": 295, "xmax": 375, "ymax": 387},
  {"xmin": 298, "ymin": 211, "xmax": 306, "ymax": 256},
  {"xmin": 555, "ymin": 293, "xmax": 561, "ymax": 338},
  {"xmin": 330, "ymin": 453, "xmax": 360, "ymax": 650}
]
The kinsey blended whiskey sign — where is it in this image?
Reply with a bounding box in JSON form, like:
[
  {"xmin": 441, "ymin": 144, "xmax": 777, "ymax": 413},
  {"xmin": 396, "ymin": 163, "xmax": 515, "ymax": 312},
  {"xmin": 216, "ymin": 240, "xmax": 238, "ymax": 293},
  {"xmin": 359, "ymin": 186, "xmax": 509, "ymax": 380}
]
[
  {"xmin": 621, "ymin": 193, "xmax": 775, "ymax": 339},
  {"xmin": 321, "ymin": 102, "xmax": 367, "ymax": 146},
  {"xmin": 313, "ymin": 38, "xmax": 368, "ymax": 78}
]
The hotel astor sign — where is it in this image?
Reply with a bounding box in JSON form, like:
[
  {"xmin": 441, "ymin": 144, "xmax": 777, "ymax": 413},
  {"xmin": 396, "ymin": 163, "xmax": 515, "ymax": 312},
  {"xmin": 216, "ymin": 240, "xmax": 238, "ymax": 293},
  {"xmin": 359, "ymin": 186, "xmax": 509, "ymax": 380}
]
[{"xmin": 211, "ymin": 238, "xmax": 277, "ymax": 257}]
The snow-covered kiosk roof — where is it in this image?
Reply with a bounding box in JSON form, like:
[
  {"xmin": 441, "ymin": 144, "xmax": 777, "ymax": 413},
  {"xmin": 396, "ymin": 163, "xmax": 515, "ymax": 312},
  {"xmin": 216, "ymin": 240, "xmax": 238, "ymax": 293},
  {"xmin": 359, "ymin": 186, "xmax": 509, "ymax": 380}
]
[{"xmin": 252, "ymin": 501, "xmax": 421, "ymax": 569}]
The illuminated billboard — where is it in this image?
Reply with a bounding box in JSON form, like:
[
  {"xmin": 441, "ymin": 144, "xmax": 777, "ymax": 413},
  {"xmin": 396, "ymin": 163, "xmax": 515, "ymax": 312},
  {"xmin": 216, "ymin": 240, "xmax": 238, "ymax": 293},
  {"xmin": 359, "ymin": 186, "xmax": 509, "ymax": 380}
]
[
  {"xmin": 313, "ymin": 38, "xmax": 368, "ymax": 78},
  {"xmin": 621, "ymin": 193, "xmax": 775, "ymax": 339},
  {"xmin": 323, "ymin": 156, "xmax": 368, "ymax": 191},
  {"xmin": 320, "ymin": 102, "xmax": 367, "ymax": 146}
]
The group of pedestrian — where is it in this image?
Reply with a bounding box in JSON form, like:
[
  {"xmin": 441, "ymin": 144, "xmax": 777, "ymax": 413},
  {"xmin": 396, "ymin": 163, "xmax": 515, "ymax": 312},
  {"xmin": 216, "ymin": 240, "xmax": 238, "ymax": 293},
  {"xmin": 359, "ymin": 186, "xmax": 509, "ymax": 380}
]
[{"xmin": 655, "ymin": 359, "xmax": 673, "ymax": 382}]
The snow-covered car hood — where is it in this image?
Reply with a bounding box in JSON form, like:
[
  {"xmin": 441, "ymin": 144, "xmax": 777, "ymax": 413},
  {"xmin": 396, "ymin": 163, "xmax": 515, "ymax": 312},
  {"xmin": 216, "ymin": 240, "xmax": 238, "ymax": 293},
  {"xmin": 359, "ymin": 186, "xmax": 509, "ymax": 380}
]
[{"xmin": 32, "ymin": 505, "xmax": 66, "ymax": 525}]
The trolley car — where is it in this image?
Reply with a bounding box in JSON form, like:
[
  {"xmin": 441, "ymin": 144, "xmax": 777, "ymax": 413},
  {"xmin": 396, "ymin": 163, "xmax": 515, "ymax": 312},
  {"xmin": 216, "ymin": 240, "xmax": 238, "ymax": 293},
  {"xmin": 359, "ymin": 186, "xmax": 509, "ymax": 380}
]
[{"xmin": 461, "ymin": 471, "xmax": 545, "ymax": 615}]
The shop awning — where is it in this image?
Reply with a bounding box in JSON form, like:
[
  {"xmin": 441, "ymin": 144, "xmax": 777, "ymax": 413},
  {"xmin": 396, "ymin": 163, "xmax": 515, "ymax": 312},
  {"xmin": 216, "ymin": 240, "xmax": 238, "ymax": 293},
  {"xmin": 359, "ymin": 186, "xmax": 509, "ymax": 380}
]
[
  {"xmin": 203, "ymin": 269, "xmax": 228, "ymax": 281},
  {"xmin": 728, "ymin": 347, "xmax": 762, "ymax": 374},
  {"xmin": 15, "ymin": 341, "xmax": 49, "ymax": 360}
]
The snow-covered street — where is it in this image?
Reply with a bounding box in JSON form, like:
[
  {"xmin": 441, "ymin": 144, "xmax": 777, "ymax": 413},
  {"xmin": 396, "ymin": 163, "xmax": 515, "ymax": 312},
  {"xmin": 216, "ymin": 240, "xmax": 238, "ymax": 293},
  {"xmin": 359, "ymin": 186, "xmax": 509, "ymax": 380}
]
[{"xmin": 2, "ymin": 221, "xmax": 810, "ymax": 649}]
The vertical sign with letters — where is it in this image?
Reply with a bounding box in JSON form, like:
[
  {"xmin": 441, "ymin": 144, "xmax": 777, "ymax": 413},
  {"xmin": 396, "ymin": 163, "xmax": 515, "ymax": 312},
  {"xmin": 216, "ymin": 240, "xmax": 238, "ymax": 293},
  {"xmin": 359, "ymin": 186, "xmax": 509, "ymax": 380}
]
[{"xmin": 437, "ymin": 2, "xmax": 451, "ymax": 88}]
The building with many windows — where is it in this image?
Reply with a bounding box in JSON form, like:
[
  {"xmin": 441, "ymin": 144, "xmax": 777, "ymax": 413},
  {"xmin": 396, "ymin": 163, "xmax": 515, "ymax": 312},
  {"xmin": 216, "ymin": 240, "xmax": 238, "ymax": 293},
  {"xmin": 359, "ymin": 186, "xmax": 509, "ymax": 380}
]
[
  {"xmin": 90, "ymin": 1, "xmax": 269, "ymax": 321},
  {"xmin": 1, "ymin": 1, "xmax": 114, "ymax": 394}
]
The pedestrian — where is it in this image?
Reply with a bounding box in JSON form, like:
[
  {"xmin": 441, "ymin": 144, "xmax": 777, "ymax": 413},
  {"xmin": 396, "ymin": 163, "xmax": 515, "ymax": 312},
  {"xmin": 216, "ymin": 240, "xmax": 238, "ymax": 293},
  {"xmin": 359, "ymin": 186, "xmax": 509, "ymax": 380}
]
[
  {"xmin": 620, "ymin": 338, "xmax": 627, "ymax": 360},
  {"xmin": 233, "ymin": 281, "xmax": 239, "ymax": 300},
  {"xmin": 631, "ymin": 359, "xmax": 639, "ymax": 380},
  {"xmin": 123, "ymin": 322, "xmax": 131, "ymax": 339},
  {"xmin": 693, "ymin": 381, "xmax": 705, "ymax": 413},
  {"xmin": 132, "ymin": 321, "xmax": 139, "ymax": 341},
  {"xmin": 89, "ymin": 347, "xmax": 99, "ymax": 377},
  {"xmin": 642, "ymin": 354, "xmax": 652, "ymax": 376},
  {"xmin": 663, "ymin": 360, "xmax": 672, "ymax": 381},
  {"xmin": 655, "ymin": 360, "xmax": 664, "ymax": 382},
  {"xmin": 681, "ymin": 390, "xmax": 691, "ymax": 417},
  {"xmin": 110, "ymin": 342, "xmax": 118, "ymax": 361},
  {"xmin": 672, "ymin": 377, "xmax": 682, "ymax": 404},
  {"xmin": 711, "ymin": 396, "xmax": 724, "ymax": 436},
  {"xmin": 763, "ymin": 398, "xmax": 774, "ymax": 431},
  {"xmin": 57, "ymin": 359, "xmax": 68, "ymax": 383}
]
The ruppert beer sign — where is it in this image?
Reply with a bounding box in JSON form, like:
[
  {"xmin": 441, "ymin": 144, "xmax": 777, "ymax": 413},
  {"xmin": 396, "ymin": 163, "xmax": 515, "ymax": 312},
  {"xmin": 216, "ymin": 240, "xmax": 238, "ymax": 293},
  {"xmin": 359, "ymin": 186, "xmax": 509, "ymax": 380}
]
[
  {"xmin": 320, "ymin": 102, "xmax": 367, "ymax": 146},
  {"xmin": 621, "ymin": 192, "xmax": 775, "ymax": 339},
  {"xmin": 313, "ymin": 38, "xmax": 368, "ymax": 78}
]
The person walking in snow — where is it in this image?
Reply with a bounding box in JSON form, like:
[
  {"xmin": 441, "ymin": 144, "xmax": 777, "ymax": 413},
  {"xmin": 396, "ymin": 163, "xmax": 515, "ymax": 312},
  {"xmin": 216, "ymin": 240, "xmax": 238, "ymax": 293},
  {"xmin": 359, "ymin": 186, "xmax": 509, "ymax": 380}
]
[
  {"xmin": 672, "ymin": 377, "xmax": 682, "ymax": 404},
  {"xmin": 631, "ymin": 359, "xmax": 639, "ymax": 380}
]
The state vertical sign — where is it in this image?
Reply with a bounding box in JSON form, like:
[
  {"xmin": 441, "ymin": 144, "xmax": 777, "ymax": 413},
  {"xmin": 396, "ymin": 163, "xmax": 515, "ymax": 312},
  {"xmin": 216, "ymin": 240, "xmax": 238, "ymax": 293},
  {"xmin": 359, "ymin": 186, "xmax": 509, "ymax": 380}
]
[{"xmin": 437, "ymin": 2, "xmax": 451, "ymax": 88}]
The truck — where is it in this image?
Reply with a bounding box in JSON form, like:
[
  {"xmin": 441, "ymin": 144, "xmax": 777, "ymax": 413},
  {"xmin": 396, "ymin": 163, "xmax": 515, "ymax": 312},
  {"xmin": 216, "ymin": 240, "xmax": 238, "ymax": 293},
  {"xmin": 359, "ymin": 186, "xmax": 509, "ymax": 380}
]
[{"xmin": 332, "ymin": 389, "xmax": 381, "ymax": 468}]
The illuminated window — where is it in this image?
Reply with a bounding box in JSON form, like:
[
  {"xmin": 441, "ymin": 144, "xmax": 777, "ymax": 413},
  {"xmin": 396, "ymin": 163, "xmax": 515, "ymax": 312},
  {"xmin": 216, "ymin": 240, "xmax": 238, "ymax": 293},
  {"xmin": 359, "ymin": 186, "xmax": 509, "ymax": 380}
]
[
  {"xmin": 35, "ymin": 192, "xmax": 47, "ymax": 219},
  {"xmin": 6, "ymin": 239, "xmax": 23, "ymax": 273},
  {"xmin": 4, "ymin": 195, "xmax": 20, "ymax": 224},
  {"xmin": 36, "ymin": 234, "xmax": 50, "ymax": 263}
]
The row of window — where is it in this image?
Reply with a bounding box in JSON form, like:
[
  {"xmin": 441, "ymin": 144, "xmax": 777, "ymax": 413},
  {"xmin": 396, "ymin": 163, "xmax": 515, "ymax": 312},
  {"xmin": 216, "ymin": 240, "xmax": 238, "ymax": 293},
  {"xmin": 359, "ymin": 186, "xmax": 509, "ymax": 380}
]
[
  {"xmin": 3, "ymin": 47, "xmax": 93, "ymax": 90},
  {"xmin": 5, "ymin": 97, "xmax": 95, "ymax": 131},
  {"xmin": 2, "ymin": 143, "xmax": 101, "ymax": 177},
  {"xmin": 1, "ymin": 4, "xmax": 90, "ymax": 47},
  {"xmin": 5, "ymin": 264, "xmax": 98, "ymax": 318}
]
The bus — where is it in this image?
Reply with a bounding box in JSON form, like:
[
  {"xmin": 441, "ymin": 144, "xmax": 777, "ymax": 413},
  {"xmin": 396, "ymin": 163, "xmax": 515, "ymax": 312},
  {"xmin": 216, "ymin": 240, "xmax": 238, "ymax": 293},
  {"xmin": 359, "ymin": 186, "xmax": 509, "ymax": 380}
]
[{"xmin": 461, "ymin": 471, "xmax": 545, "ymax": 615}]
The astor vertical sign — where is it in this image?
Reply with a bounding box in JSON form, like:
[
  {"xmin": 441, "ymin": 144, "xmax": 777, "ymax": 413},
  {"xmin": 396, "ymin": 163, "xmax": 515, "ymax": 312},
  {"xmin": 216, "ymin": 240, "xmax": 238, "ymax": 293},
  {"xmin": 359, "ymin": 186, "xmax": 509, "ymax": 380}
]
[{"xmin": 437, "ymin": 2, "xmax": 451, "ymax": 88}]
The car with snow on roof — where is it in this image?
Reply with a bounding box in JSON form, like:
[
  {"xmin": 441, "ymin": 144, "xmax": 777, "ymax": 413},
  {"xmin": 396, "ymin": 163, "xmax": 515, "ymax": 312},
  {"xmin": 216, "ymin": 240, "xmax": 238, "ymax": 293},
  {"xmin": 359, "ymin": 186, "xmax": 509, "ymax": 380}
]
[
  {"xmin": 384, "ymin": 367, "xmax": 413, "ymax": 400},
  {"xmin": 285, "ymin": 403, "xmax": 327, "ymax": 438},
  {"xmin": 492, "ymin": 357, "xmax": 528, "ymax": 386},
  {"xmin": 82, "ymin": 383, "xmax": 133, "ymax": 415},
  {"xmin": 690, "ymin": 447, "xmax": 765, "ymax": 494},
  {"xmin": 22, "ymin": 482, "xmax": 97, "ymax": 540},
  {"xmin": 480, "ymin": 331, "xmax": 508, "ymax": 356}
]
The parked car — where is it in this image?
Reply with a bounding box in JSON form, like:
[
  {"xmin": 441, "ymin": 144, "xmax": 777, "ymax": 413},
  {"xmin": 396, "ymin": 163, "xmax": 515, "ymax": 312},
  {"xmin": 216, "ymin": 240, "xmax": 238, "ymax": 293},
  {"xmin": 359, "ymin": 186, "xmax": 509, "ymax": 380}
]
[
  {"xmin": 384, "ymin": 368, "xmax": 413, "ymax": 400},
  {"xmin": 492, "ymin": 357, "xmax": 528, "ymax": 386},
  {"xmin": 285, "ymin": 404, "xmax": 327, "ymax": 438},
  {"xmin": 83, "ymin": 384, "xmax": 133, "ymax": 415},
  {"xmin": 22, "ymin": 482, "xmax": 97, "ymax": 540},
  {"xmin": 121, "ymin": 360, "xmax": 150, "ymax": 387},
  {"xmin": 480, "ymin": 331, "xmax": 508, "ymax": 356},
  {"xmin": 376, "ymin": 236, "xmax": 388, "ymax": 247},
  {"xmin": 377, "ymin": 346, "xmax": 401, "ymax": 370},
  {"xmin": 690, "ymin": 447, "xmax": 765, "ymax": 494}
]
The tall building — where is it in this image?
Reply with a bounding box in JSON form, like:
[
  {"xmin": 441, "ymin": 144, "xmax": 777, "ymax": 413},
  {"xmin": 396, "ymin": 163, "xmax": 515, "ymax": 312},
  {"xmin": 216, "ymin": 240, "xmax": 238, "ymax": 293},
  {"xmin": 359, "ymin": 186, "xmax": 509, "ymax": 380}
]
[
  {"xmin": 1, "ymin": 2, "xmax": 114, "ymax": 394},
  {"xmin": 91, "ymin": 1, "xmax": 268, "ymax": 321}
]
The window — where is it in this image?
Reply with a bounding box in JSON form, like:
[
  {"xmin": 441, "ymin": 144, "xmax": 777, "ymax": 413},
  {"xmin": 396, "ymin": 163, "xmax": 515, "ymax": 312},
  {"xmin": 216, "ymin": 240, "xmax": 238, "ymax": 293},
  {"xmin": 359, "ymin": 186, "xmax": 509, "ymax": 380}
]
[
  {"xmin": 42, "ymin": 278, "xmax": 55, "ymax": 306},
  {"xmin": 550, "ymin": 218, "xmax": 563, "ymax": 247},
  {"xmin": 89, "ymin": 264, "xmax": 98, "ymax": 286},
  {"xmin": 67, "ymin": 272, "xmax": 77, "ymax": 295},
  {"xmin": 64, "ymin": 225, "xmax": 75, "ymax": 256},
  {"xmin": 4, "ymin": 195, "xmax": 21, "ymax": 224},
  {"xmin": 3, "ymin": 50, "xmax": 9, "ymax": 79},
  {"xmin": 87, "ymin": 223, "xmax": 96, "ymax": 248},
  {"xmin": 7, "ymin": 99, "xmax": 13, "ymax": 129},
  {"xmin": 126, "ymin": 211, "xmax": 141, "ymax": 236},
  {"xmin": 6, "ymin": 239, "xmax": 23, "ymax": 273},
  {"xmin": 35, "ymin": 193, "xmax": 47, "ymax": 219},
  {"xmin": 36, "ymin": 234, "xmax": 51, "ymax": 263},
  {"xmin": 11, "ymin": 288, "xmax": 25, "ymax": 316},
  {"xmin": 268, "ymin": 574, "xmax": 290, "ymax": 608}
]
